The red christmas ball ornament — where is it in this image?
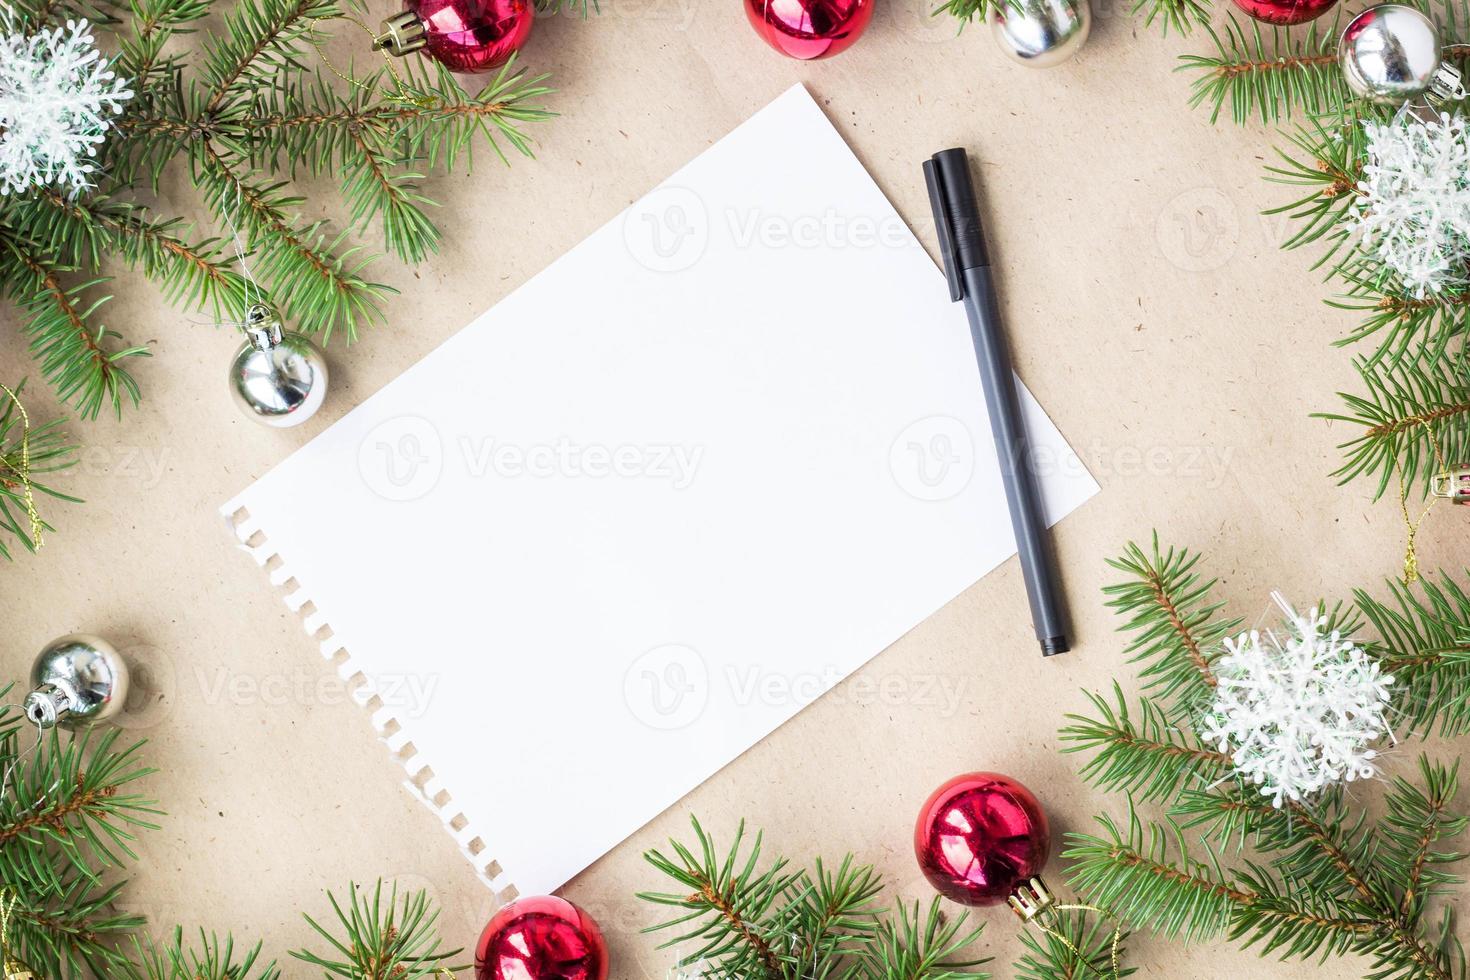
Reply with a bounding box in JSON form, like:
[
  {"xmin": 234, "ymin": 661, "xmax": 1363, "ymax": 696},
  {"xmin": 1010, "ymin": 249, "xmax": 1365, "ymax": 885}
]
[
  {"xmin": 745, "ymin": 0, "xmax": 874, "ymax": 60},
  {"xmin": 1228, "ymin": 0, "xmax": 1335, "ymax": 25},
  {"xmin": 914, "ymin": 771, "xmax": 1051, "ymax": 907},
  {"xmin": 373, "ymin": 0, "xmax": 534, "ymax": 74},
  {"xmin": 475, "ymin": 896, "xmax": 609, "ymax": 980}
]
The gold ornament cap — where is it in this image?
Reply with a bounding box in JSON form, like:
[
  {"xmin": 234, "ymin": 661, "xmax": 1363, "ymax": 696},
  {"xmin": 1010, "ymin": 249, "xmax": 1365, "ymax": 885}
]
[
  {"xmin": 373, "ymin": 10, "xmax": 428, "ymax": 57},
  {"xmin": 1007, "ymin": 877, "xmax": 1056, "ymax": 923},
  {"xmin": 1431, "ymin": 464, "xmax": 1470, "ymax": 504}
]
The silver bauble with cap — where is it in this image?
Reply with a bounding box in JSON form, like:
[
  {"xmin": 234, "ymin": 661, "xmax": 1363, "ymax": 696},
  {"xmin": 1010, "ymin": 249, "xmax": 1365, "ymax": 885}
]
[
  {"xmin": 1338, "ymin": 4, "xmax": 1466, "ymax": 105},
  {"xmin": 229, "ymin": 303, "xmax": 328, "ymax": 427},
  {"xmin": 24, "ymin": 634, "xmax": 130, "ymax": 730},
  {"xmin": 992, "ymin": 0, "xmax": 1091, "ymax": 67}
]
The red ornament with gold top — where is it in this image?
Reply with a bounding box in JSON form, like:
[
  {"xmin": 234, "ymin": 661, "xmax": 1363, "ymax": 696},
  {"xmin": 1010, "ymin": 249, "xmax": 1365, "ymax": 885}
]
[
  {"xmin": 373, "ymin": 0, "xmax": 534, "ymax": 74},
  {"xmin": 475, "ymin": 896, "xmax": 609, "ymax": 980},
  {"xmin": 914, "ymin": 771, "xmax": 1051, "ymax": 907},
  {"xmin": 745, "ymin": 0, "xmax": 874, "ymax": 59},
  {"xmin": 1228, "ymin": 0, "xmax": 1336, "ymax": 25}
]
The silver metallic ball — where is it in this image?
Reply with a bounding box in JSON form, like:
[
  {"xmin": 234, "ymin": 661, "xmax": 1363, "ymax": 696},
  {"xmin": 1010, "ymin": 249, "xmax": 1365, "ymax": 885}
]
[
  {"xmin": 992, "ymin": 0, "xmax": 1091, "ymax": 67},
  {"xmin": 1338, "ymin": 4, "xmax": 1443, "ymax": 104},
  {"xmin": 25, "ymin": 634, "xmax": 130, "ymax": 730},
  {"xmin": 229, "ymin": 304, "xmax": 328, "ymax": 428}
]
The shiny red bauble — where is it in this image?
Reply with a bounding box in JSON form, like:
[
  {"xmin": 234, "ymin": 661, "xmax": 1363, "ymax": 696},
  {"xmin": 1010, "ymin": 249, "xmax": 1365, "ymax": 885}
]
[
  {"xmin": 475, "ymin": 896, "xmax": 609, "ymax": 980},
  {"xmin": 914, "ymin": 772, "xmax": 1051, "ymax": 906},
  {"xmin": 411, "ymin": 0, "xmax": 534, "ymax": 73},
  {"xmin": 1228, "ymin": 0, "xmax": 1336, "ymax": 25},
  {"xmin": 745, "ymin": 0, "xmax": 873, "ymax": 59}
]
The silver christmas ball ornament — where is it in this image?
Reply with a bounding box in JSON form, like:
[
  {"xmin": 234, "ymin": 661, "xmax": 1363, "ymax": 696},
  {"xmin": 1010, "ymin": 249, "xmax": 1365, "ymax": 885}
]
[
  {"xmin": 992, "ymin": 0, "xmax": 1091, "ymax": 67},
  {"xmin": 24, "ymin": 634, "xmax": 130, "ymax": 730},
  {"xmin": 229, "ymin": 303, "xmax": 328, "ymax": 427},
  {"xmin": 1338, "ymin": 4, "xmax": 1443, "ymax": 104}
]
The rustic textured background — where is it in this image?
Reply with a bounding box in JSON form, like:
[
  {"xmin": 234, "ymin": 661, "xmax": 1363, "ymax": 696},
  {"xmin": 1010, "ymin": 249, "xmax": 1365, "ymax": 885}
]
[{"xmin": 1, "ymin": 0, "xmax": 1465, "ymax": 975}]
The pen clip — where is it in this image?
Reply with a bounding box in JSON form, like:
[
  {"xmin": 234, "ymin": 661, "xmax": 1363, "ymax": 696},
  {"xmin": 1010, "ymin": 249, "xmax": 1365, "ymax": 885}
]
[{"xmin": 923, "ymin": 157, "xmax": 963, "ymax": 303}]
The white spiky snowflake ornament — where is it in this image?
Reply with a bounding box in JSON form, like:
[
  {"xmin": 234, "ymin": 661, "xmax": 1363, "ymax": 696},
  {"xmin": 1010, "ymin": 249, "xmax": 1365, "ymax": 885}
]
[
  {"xmin": 1199, "ymin": 594, "xmax": 1395, "ymax": 808},
  {"xmin": 1351, "ymin": 111, "xmax": 1470, "ymax": 298},
  {"xmin": 0, "ymin": 13, "xmax": 132, "ymax": 197}
]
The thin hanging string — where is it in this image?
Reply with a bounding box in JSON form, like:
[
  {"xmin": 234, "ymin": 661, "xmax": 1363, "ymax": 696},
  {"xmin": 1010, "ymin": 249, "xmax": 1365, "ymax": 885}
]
[
  {"xmin": 214, "ymin": 179, "xmax": 267, "ymax": 329},
  {"xmin": 1394, "ymin": 418, "xmax": 1450, "ymax": 585},
  {"xmin": 0, "ymin": 385, "xmax": 41, "ymax": 551},
  {"xmin": 308, "ymin": 16, "xmax": 437, "ymax": 108},
  {"xmin": 0, "ymin": 712, "xmax": 46, "ymax": 811},
  {"xmin": 1028, "ymin": 903, "xmax": 1122, "ymax": 980}
]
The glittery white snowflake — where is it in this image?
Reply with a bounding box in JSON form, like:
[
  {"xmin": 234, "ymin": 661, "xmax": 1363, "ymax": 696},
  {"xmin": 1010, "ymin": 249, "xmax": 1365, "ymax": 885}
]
[
  {"xmin": 1199, "ymin": 595, "xmax": 1395, "ymax": 808},
  {"xmin": 1352, "ymin": 112, "xmax": 1470, "ymax": 298},
  {"xmin": 0, "ymin": 15, "xmax": 133, "ymax": 197}
]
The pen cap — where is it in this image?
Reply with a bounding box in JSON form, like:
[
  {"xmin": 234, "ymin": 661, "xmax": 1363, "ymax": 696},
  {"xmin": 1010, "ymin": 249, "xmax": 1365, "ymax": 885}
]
[{"xmin": 929, "ymin": 148, "xmax": 990, "ymax": 271}]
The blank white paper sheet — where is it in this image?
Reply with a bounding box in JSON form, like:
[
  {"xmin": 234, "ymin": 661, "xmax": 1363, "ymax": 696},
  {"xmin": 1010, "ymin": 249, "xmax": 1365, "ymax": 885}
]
[{"xmin": 222, "ymin": 84, "xmax": 1100, "ymax": 897}]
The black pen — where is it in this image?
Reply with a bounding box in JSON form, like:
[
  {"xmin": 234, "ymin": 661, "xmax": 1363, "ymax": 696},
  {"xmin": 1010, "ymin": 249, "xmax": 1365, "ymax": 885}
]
[{"xmin": 923, "ymin": 147, "xmax": 1070, "ymax": 657}]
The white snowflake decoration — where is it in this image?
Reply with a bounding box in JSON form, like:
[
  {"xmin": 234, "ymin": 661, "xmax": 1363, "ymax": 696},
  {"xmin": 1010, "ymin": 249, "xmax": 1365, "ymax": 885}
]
[
  {"xmin": 1352, "ymin": 111, "xmax": 1470, "ymax": 298},
  {"xmin": 1199, "ymin": 594, "xmax": 1395, "ymax": 808},
  {"xmin": 0, "ymin": 15, "xmax": 132, "ymax": 196}
]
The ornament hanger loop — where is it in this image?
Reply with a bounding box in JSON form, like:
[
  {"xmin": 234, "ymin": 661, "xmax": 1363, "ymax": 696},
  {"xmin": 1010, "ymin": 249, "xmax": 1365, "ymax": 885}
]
[
  {"xmin": 309, "ymin": 16, "xmax": 436, "ymax": 108},
  {"xmin": 1011, "ymin": 881, "xmax": 1123, "ymax": 980}
]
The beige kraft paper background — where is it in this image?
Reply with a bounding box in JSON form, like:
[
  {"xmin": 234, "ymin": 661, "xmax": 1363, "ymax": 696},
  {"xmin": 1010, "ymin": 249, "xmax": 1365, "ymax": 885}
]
[{"xmin": 2, "ymin": 0, "xmax": 1467, "ymax": 975}]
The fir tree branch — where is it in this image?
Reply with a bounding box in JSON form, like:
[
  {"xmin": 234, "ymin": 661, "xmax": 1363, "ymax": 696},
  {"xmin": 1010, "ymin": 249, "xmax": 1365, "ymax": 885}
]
[
  {"xmin": 122, "ymin": 929, "xmax": 282, "ymax": 980},
  {"xmin": 1179, "ymin": 16, "xmax": 1346, "ymax": 125},
  {"xmin": 291, "ymin": 881, "xmax": 464, "ymax": 979},
  {"xmin": 196, "ymin": 143, "xmax": 391, "ymax": 341},
  {"xmin": 641, "ymin": 817, "xmax": 797, "ymax": 979},
  {"xmin": 200, "ymin": 0, "xmax": 339, "ymax": 112},
  {"xmin": 0, "ymin": 238, "xmax": 148, "ymax": 420},
  {"xmin": 1356, "ymin": 574, "xmax": 1470, "ymax": 736},
  {"xmin": 4, "ymin": 873, "xmax": 144, "ymax": 978},
  {"xmin": 846, "ymin": 898, "xmax": 988, "ymax": 980},
  {"xmin": 1014, "ymin": 907, "xmax": 1133, "ymax": 980},
  {"xmin": 1065, "ymin": 809, "xmax": 1251, "ymax": 942},
  {"xmin": 1061, "ymin": 685, "xmax": 1231, "ymax": 804},
  {"xmin": 1316, "ymin": 353, "xmax": 1470, "ymax": 501},
  {"xmin": 1102, "ymin": 535, "xmax": 1239, "ymax": 707},
  {"xmin": 31, "ymin": 190, "xmax": 249, "ymax": 315},
  {"xmin": 0, "ymin": 729, "xmax": 160, "ymax": 888},
  {"xmin": 1380, "ymin": 759, "xmax": 1467, "ymax": 922}
]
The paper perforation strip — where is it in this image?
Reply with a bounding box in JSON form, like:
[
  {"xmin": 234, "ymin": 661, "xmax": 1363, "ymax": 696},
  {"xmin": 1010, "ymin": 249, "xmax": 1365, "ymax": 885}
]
[{"xmin": 222, "ymin": 505, "xmax": 511, "ymax": 896}]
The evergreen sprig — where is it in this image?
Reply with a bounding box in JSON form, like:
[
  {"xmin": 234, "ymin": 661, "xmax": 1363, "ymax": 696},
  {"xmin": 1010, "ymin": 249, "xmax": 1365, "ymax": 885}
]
[
  {"xmin": 1356, "ymin": 574, "xmax": 1470, "ymax": 736},
  {"xmin": 1063, "ymin": 538, "xmax": 1470, "ymax": 980},
  {"xmin": 639, "ymin": 816, "xmax": 994, "ymax": 980},
  {"xmin": 3, "ymin": 0, "xmax": 552, "ymax": 419},
  {"xmin": 1317, "ymin": 352, "xmax": 1470, "ymax": 501},
  {"xmin": 291, "ymin": 881, "xmax": 464, "ymax": 978},
  {"xmin": 120, "ymin": 930, "xmax": 281, "ymax": 980},
  {"xmin": 1178, "ymin": 15, "xmax": 1345, "ymax": 125},
  {"xmin": 0, "ymin": 712, "xmax": 159, "ymax": 978},
  {"xmin": 110, "ymin": 883, "xmax": 460, "ymax": 979}
]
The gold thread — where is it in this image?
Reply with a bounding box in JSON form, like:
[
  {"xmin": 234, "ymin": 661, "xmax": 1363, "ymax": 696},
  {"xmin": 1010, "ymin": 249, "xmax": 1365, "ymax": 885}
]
[
  {"xmin": 1395, "ymin": 420, "xmax": 1450, "ymax": 585},
  {"xmin": 309, "ymin": 17, "xmax": 438, "ymax": 108},
  {"xmin": 1030, "ymin": 903, "xmax": 1122, "ymax": 980},
  {"xmin": 0, "ymin": 890, "xmax": 36, "ymax": 979},
  {"xmin": 0, "ymin": 385, "xmax": 42, "ymax": 551}
]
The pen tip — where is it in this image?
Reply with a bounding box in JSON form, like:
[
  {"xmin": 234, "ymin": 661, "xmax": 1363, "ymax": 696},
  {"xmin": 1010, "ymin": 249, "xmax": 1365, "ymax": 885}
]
[{"xmin": 1041, "ymin": 637, "xmax": 1069, "ymax": 657}]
